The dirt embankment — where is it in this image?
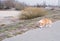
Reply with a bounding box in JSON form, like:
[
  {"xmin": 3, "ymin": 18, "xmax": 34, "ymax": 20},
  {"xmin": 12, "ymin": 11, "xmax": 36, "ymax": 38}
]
[{"xmin": 0, "ymin": 10, "xmax": 60, "ymax": 41}]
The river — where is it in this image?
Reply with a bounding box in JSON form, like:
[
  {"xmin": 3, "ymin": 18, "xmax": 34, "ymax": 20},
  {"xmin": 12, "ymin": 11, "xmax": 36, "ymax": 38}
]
[
  {"xmin": 0, "ymin": 11, "xmax": 20, "ymax": 24},
  {"xmin": 0, "ymin": 11, "xmax": 20, "ymax": 17}
]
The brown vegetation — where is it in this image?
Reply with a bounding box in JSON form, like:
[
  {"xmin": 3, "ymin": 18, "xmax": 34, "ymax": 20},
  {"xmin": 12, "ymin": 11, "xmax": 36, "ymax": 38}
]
[{"xmin": 19, "ymin": 7, "xmax": 48, "ymax": 19}]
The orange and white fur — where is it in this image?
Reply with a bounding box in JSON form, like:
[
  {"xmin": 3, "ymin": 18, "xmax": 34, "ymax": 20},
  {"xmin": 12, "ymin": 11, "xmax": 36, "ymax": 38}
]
[{"xmin": 38, "ymin": 18, "xmax": 52, "ymax": 28}]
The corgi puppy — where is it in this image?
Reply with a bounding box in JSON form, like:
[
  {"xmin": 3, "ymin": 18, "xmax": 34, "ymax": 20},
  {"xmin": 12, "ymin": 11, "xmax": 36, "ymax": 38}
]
[{"xmin": 38, "ymin": 18, "xmax": 52, "ymax": 28}]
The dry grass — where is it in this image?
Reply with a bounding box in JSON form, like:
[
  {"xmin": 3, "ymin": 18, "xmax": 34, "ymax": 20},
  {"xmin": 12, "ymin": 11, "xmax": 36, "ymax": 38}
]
[{"xmin": 19, "ymin": 7, "xmax": 48, "ymax": 19}]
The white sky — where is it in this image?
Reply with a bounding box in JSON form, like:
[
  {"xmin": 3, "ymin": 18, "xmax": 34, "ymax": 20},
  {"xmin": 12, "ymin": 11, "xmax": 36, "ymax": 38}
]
[{"xmin": 17, "ymin": 0, "xmax": 58, "ymax": 5}]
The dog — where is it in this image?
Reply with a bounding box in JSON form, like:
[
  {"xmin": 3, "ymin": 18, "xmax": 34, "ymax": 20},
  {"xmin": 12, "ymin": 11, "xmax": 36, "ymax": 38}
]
[{"xmin": 38, "ymin": 18, "xmax": 52, "ymax": 28}]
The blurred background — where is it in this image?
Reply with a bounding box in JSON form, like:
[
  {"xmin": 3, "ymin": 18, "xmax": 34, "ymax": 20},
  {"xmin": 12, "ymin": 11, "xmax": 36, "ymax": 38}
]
[{"xmin": 0, "ymin": 0, "xmax": 60, "ymax": 10}]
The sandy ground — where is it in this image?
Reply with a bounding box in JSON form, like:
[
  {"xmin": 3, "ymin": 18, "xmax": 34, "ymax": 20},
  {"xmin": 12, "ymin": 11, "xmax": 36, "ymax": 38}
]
[{"xmin": 2, "ymin": 21, "xmax": 60, "ymax": 41}]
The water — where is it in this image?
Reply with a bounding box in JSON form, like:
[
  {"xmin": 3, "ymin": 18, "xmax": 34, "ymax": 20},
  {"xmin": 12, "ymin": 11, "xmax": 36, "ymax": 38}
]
[
  {"xmin": 0, "ymin": 11, "xmax": 20, "ymax": 24},
  {"xmin": 2, "ymin": 21, "xmax": 60, "ymax": 41},
  {"xmin": 0, "ymin": 11, "xmax": 20, "ymax": 17}
]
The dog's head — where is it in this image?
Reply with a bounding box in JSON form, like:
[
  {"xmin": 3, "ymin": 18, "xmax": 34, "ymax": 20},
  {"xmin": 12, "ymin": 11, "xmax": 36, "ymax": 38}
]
[{"xmin": 37, "ymin": 20, "xmax": 45, "ymax": 28}]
